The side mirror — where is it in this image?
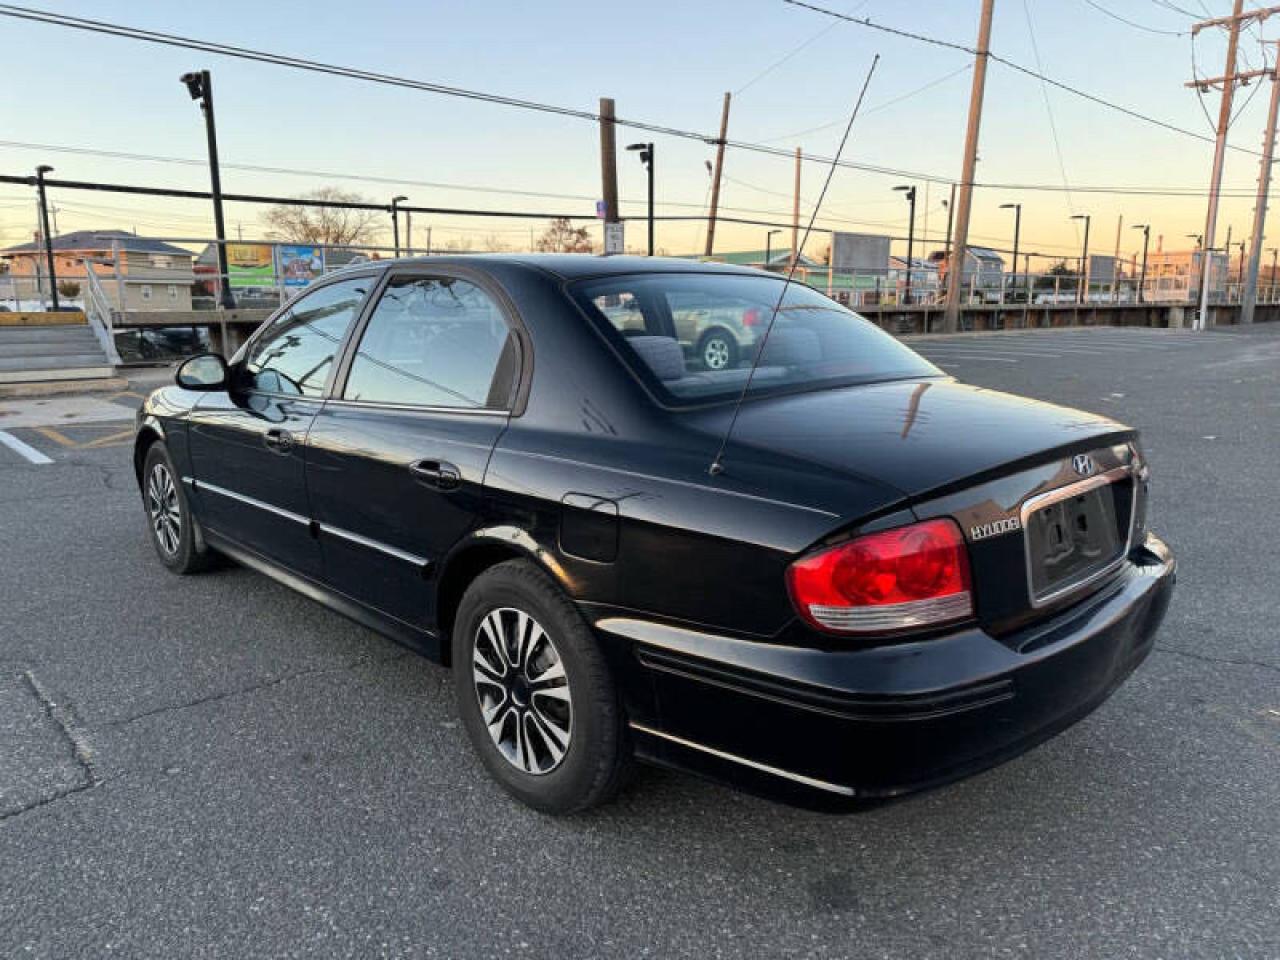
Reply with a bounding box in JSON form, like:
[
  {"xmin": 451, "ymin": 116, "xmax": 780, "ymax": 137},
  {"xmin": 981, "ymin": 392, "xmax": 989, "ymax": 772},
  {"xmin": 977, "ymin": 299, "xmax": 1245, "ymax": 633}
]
[{"xmin": 175, "ymin": 353, "xmax": 230, "ymax": 391}]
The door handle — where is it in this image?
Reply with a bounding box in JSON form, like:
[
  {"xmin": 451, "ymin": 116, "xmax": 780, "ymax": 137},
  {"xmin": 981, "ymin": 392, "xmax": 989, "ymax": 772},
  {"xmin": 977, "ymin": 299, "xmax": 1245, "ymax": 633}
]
[
  {"xmin": 409, "ymin": 459, "xmax": 461, "ymax": 490},
  {"xmin": 264, "ymin": 428, "xmax": 295, "ymax": 453}
]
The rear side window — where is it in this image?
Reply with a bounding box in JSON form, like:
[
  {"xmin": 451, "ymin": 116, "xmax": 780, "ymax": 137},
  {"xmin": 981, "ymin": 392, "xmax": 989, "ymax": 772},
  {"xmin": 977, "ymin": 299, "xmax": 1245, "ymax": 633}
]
[
  {"xmin": 245, "ymin": 276, "xmax": 371, "ymax": 396},
  {"xmin": 342, "ymin": 275, "xmax": 516, "ymax": 409},
  {"xmin": 572, "ymin": 272, "xmax": 939, "ymax": 406}
]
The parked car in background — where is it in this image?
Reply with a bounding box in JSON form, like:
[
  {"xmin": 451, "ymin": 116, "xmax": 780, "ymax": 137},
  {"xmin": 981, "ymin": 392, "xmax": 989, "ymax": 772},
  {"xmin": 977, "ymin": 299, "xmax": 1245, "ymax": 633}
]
[{"xmin": 134, "ymin": 255, "xmax": 1175, "ymax": 814}]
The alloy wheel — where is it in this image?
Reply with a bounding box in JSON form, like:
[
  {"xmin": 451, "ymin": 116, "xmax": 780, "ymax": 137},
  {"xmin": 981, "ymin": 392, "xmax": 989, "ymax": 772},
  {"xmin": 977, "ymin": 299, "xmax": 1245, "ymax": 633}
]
[
  {"xmin": 703, "ymin": 336, "xmax": 731, "ymax": 370},
  {"xmin": 472, "ymin": 607, "xmax": 573, "ymax": 775},
  {"xmin": 147, "ymin": 462, "xmax": 181, "ymax": 556}
]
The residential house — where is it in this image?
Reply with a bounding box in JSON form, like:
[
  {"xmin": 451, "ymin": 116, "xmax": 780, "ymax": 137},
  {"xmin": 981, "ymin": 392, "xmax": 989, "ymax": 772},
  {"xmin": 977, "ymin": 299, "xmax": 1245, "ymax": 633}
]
[
  {"xmin": 1, "ymin": 230, "xmax": 196, "ymax": 312},
  {"xmin": 1141, "ymin": 249, "xmax": 1228, "ymax": 303},
  {"xmin": 930, "ymin": 246, "xmax": 1006, "ymax": 297}
]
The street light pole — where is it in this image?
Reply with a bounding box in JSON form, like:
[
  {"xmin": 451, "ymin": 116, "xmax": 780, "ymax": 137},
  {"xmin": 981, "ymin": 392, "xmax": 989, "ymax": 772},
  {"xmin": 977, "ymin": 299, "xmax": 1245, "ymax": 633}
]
[
  {"xmin": 1271, "ymin": 247, "xmax": 1279, "ymax": 301},
  {"xmin": 391, "ymin": 196, "xmax": 408, "ymax": 257},
  {"xmin": 894, "ymin": 185, "xmax": 917, "ymax": 304},
  {"xmin": 1071, "ymin": 213, "xmax": 1091, "ymax": 304},
  {"xmin": 180, "ymin": 70, "xmax": 235, "ymax": 310},
  {"xmin": 1132, "ymin": 224, "xmax": 1151, "ymax": 304},
  {"xmin": 626, "ymin": 143, "xmax": 655, "ymax": 255},
  {"xmin": 1000, "ymin": 202, "xmax": 1021, "ymax": 302},
  {"xmin": 34, "ymin": 164, "xmax": 59, "ymax": 311}
]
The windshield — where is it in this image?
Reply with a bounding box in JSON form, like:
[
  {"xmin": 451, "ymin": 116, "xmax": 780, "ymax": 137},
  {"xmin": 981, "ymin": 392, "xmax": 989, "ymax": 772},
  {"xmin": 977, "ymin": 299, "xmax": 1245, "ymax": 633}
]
[{"xmin": 571, "ymin": 272, "xmax": 941, "ymax": 405}]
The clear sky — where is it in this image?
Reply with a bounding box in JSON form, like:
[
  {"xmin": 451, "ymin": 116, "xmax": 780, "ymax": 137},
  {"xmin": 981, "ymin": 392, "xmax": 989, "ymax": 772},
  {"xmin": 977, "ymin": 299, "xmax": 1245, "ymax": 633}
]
[{"xmin": 0, "ymin": 0, "xmax": 1275, "ymax": 269}]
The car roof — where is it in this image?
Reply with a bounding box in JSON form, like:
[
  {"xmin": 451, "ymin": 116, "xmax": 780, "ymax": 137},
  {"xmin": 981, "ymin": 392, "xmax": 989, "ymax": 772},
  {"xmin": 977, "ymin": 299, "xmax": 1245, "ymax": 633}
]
[{"xmin": 346, "ymin": 253, "xmax": 772, "ymax": 282}]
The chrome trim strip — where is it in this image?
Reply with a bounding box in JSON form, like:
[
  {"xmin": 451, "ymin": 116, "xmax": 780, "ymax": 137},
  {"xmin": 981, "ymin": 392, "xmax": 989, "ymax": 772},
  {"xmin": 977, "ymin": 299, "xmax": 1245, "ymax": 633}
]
[
  {"xmin": 316, "ymin": 522, "xmax": 429, "ymax": 567},
  {"xmin": 192, "ymin": 479, "xmax": 311, "ymax": 526},
  {"xmin": 629, "ymin": 722, "xmax": 856, "ymax": 797},
  {"xmin": 321, "ymin": 397, "xmax": 510, "ymax": 418},
  {"xmin": 1020, "ymin": 465, "xmax": 1136, "ymax": 609}
]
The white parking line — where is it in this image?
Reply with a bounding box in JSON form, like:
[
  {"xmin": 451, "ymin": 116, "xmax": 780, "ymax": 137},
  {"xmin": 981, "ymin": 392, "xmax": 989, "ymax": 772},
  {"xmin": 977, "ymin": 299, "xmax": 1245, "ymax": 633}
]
[{"xmin": 0, "ymin": 430, "xmax": 53, "ymax": 465}]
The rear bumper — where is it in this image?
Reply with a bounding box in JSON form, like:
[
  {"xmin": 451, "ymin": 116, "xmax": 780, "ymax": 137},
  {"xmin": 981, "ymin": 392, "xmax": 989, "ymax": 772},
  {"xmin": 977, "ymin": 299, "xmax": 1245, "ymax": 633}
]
[{"xmin": 597, "ymin": 534, "xmax": 1175, "ymax": 808}]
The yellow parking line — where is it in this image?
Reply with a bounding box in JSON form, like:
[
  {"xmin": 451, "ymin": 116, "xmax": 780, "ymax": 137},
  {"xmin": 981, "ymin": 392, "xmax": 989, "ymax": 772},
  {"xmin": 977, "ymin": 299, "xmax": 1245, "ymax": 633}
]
[
  {"xmin": 84, "ymin": 429, "xmax": 135, "ymax": 448},
  {"xmin": 34, "ymin": 426, "xmax": 76, "ymax": 448}
]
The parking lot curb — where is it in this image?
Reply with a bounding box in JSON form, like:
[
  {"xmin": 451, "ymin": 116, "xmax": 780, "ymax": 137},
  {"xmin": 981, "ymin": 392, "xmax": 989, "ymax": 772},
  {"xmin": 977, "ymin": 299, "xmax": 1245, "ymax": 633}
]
[{"xmin": 0, "ymin": 377, "xmax": 129, "ymax": 399}]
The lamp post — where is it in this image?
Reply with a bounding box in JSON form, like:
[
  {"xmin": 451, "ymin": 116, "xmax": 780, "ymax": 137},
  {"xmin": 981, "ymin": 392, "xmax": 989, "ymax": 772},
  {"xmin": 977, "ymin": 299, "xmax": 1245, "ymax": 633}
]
[
  {"xmin": 1271, "ymin": 247, "xmax": 1279, "ymax": 302},
  {"xmin": 1132, "ymin": 224, "xmax": 1151, "ymax": 304},
  {"xmin": 34, "ymin": 164, "xmax": 58, "ymax": 311},
  {"xmin": 765, "ymin": 229, "xmax": 782, "ymax": 271},
  {"xmin": 999, "ymin": 202, "xmax": 1021, "ymax": 303},
  {"xmin": 1071, "ymin": 213, "xmax": 1091, "ymax": 304},
  {"xmin": 1236, "ymin": 240, "xmax": 1247, "ymax": 301},
  {"xmin": 894, "ymin": 185, "xmax": 917, "ymax": 304},
  {"xmin": 180, "ymin": 70, "xmax": 235, "ymax": 309},
  {"xmin": 391, "ymin": 196, "xmax": 408, "ymax": 257},
  {"xmin": 626, "ymin": 142, "xmax": 655, "ymax": 256}
]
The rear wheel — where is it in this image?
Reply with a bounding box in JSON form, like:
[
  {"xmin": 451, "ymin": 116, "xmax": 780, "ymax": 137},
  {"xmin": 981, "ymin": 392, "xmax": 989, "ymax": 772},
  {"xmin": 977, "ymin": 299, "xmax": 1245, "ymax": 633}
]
[
  {"xmin": 141, "ymin": 442, "xmax": 214, "ymax": 574},
  {"xmin": 452, "ymin": 559, "xmax": 630, "ymax": 814}
]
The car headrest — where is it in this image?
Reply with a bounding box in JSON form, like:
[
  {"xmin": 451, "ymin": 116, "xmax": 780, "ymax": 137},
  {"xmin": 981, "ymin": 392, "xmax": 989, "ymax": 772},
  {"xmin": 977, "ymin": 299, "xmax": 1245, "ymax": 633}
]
[
  {"xmin": 757, "ymin": 327, "xmax": 821, "ymax": 365},
  {"xmin": 629, "ymin": 335, "xmax": 687, "ymax": 381}
]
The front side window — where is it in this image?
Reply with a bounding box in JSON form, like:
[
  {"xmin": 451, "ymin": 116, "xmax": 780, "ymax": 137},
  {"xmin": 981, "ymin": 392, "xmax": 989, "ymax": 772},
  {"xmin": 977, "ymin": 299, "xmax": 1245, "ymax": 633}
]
[
  {"xmin": 571, "ymin": 272, "xmax": 940, "ymax": 405},
  {"xmin": 245, "ymin": 275, "xmax": 372, "ymax": 396},
  {"xmin": 342, "ymin": 275, "xmax": 515, "ymax": 409}
]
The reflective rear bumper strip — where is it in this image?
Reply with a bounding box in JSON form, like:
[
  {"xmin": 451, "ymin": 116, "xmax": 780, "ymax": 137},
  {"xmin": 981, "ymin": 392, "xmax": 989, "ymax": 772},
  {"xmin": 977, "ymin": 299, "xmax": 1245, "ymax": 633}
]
[{"xmin": 629, "ymin": 722, "xmax": 856, "ymax": 797}]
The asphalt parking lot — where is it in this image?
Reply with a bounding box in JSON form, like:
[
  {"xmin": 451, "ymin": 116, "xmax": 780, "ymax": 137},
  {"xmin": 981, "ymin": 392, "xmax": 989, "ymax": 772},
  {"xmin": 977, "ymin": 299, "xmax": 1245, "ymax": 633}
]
[{"xmin": 2, "ymin": 326, "xmax": 1278, "ymax": 959}]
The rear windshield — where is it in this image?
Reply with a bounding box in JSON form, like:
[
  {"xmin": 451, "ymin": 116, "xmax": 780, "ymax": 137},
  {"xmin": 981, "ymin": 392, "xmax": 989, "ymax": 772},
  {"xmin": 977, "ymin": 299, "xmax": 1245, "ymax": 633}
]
[{"xmin": 570, "ymin": 272, "xmax": 940, "ymax": 405}]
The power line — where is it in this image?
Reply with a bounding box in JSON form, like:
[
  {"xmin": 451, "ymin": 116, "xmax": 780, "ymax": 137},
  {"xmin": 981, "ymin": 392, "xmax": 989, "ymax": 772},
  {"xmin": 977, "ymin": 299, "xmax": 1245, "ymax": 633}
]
[
  {"xmin": 1080, "ymin": 0, "xmax": 1187, "ymax": 35},
  {"xmin": 0, "ymin": 3, "xmax": 958, "ymax": 186},
  {"xmin": 782, "ymin": 0, "xmax": 1267, "ymax": 157}
]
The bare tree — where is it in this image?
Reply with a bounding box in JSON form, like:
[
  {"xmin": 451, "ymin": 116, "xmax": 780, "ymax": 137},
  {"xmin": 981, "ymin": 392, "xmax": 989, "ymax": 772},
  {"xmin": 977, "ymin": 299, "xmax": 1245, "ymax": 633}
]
[
  {"xmin": 262, "ymin": 187, "xmax": 381, "ymax": 246},
  {"xmin": 536, "ymin": 218, "xmax": 594, "ymax": 253}
]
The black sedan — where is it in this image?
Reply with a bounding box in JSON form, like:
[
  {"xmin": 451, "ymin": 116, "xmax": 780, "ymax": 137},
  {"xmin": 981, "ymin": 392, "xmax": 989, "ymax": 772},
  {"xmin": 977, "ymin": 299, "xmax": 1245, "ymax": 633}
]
[{"xmin": 134, "ymin": 255, "xmax": 1175, "ymax": 813}]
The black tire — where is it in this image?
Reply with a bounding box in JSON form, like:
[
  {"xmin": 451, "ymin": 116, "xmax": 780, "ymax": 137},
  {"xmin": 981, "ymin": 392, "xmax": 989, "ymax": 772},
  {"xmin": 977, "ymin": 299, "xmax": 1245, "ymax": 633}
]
[
  {"xmin": 452, "ymin": 559, "xmax": 630, "ymax": 814},
  {"xmin": 697, "ymin": 328, "xmax": 738, "ymax": 371},
  {"xmin": 141, "ymin": 441, "xmax": 215, "ymax": 575}
]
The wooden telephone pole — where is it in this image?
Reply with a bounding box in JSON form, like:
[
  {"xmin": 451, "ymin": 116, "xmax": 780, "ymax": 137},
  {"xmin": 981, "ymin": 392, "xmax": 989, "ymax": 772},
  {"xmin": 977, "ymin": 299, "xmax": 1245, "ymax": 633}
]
[
  {"xmin": 599, "ymin": 97, "xmax": 620, "ymax": 253},
  {"xmin": 1186, "ymin": 3, "xmax": 1280, "ymax": 329},
  {"xmin": 942, "ymin": 0, "xmax": 995, "ymax": 334},
  {"xmin": 1242, "ymin": 42, "xmax": 1280, "ymax": 324},
  {"xmin": 704, "ymin": 92, "xmax": 732, "ymax": 257}
]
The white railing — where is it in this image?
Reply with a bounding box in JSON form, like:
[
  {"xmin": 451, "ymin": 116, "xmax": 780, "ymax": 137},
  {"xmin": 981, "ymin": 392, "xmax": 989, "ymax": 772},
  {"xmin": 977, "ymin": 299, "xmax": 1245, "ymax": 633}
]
[{"xmin": 82, "ymin": 268, "xmax": 123, "ymax": 365}]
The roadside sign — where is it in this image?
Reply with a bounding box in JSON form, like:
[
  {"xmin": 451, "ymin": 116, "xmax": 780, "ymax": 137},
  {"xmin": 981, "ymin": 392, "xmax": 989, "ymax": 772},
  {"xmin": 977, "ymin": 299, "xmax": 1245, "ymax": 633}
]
[
  {"xmin": 604, "ymin": 222, "xmax": 625, "ymax": 255},
  {"xmin": 596, "ymin": 200, "xmax": 607, "ymax": 219},
  {"xmin": 226, "ymin": 243, "xmax": 274, "ymax": 288},
  {"xmin": 276, "ymin": 245, "xmax": 325, "ymax": 287}
]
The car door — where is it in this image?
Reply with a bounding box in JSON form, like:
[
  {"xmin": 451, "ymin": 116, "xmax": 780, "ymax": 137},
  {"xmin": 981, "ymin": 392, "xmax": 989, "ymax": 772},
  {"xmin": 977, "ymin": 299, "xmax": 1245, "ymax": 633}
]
[
  {"xmin": 306, "ymin": 269, "xmax": 521, "ymax": 629},
  {"xmin": 186, "ymin": 274, "xmax": 375, "ymax": 578}
]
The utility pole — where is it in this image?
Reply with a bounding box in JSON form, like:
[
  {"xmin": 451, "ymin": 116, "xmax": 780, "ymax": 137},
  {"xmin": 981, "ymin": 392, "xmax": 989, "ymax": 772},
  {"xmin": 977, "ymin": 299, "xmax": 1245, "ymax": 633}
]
[
  {"xmin": 599, "ymin": 97, "xmax": 621, "ymax": 254},
  {"xmin": 1185, "ymin": 1, "xmax": 1280, "ymax": 328},
  {"xmin": 1133, "ymin": 224, "xmax": 1151, "ymax": 303},
  {"xmin": 791, "ymin": 147, "xmax": 802, "ymax": 268},
  {"xmin": 943, "ymin": 0, "xmax": 995, "ymax": 333},
  {"xmin": 34, "ymin": 164, "xmax": 58, "ymax": 311},
  {"xmin": 704, "ymin": 93, "xmax": 731, "ymax": 257},
  {"xmin": 180, "ymin": 70, "xmax": 235, "ymax": 310},
  {"xmin": 1242, "ymin": 45, "xmax": 1280, "ymax": 323}
]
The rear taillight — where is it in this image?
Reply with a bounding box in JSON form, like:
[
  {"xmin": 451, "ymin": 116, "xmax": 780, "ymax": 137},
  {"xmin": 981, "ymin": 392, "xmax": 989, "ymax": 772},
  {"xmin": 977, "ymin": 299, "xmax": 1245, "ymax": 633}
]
[{"xmin": 787, "ymin": 519, "xmax": 973, "ymax": 635}]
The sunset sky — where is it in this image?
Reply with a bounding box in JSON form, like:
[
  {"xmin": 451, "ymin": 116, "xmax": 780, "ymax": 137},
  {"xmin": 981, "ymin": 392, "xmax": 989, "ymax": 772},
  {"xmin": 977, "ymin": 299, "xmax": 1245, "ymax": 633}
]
[{"xmin": 1, "ymin": 0, "xmax": 1276, "ymax": 269}]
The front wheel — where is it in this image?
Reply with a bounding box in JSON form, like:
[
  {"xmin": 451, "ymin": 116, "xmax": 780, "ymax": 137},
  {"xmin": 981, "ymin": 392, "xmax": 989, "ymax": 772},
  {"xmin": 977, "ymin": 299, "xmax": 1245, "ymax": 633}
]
[
  {"xmin": 452, "ymin": 559, "xmax": 630, "ymax": 814},
  {"xmin": 141, "ymin": 442, "xmax": 215, "ymax": 574}
]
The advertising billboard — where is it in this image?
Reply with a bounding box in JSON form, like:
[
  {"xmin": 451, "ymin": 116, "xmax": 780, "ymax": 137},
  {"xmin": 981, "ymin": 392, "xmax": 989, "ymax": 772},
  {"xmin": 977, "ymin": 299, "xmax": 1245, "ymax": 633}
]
[
  {"xmin": 226, "ymin": 243, "xmax": 275, "ymax": 288},
  {"xmin": 276, "ymin": 245, "xmax": 325, "ymax": 287},
  {"xmin": 830, "ymin": 232, "xmax": 891, "ymax": 275}
]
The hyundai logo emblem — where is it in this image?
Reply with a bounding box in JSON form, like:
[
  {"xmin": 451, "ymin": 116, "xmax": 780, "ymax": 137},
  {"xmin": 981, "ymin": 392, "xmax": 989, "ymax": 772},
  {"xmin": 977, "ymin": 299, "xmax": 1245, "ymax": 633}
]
[{"xmin": 1072, "ymin": 453, "xmax": 1097, "ymax": 477}]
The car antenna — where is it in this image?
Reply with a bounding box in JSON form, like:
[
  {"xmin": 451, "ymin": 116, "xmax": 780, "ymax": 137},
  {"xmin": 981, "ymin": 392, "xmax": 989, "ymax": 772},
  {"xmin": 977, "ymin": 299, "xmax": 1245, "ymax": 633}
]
[{"xmin": 708, "ymin": 54, "xmax": 880, "ymax": 478}]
